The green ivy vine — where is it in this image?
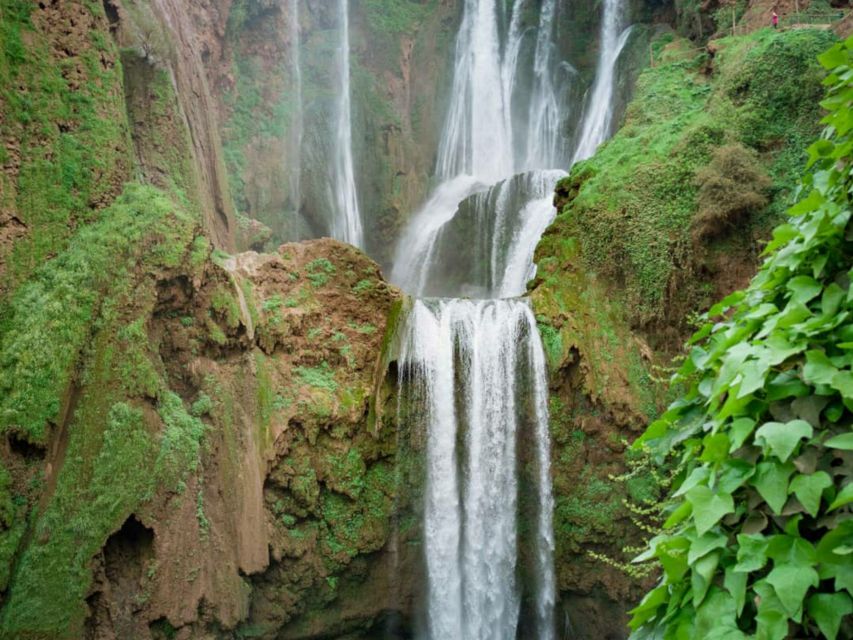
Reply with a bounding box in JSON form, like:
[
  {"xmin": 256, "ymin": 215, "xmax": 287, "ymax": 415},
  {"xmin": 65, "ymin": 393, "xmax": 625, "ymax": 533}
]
[{"xmin": 628, "ymin": 36, "xmax": 853, "ymax": 640}]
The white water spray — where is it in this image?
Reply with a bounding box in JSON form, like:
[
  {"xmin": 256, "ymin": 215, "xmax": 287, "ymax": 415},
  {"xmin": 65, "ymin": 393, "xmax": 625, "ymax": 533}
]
[
  {"xmin": 391, "ymin": 0, "xmax": 636, "ymax": 636},
  {"xmin": 572, "ymin": 0, "xmax": 633, "ymax": 162},
  {"xmin": 399, "ymin": 299, "xmax": 554, "ymax": 640},
  {"xmin": 524, "ymin": 0, "xmax": 562, "ymax": 169},
  {"xmin": 331, "ymin": 0, "xmax": 363, "ymax": 247},
  {"xmin": 436, "ymin": 0, "xmax": 514, "ymax": 182}
]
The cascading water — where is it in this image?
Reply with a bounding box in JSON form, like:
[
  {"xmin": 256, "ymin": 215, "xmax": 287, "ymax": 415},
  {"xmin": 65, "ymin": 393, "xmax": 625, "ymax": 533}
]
[
  {"xmin": 390, "ymin": 0, "xmax": 632, "ymax": 637},
  {"xmin": 392, "ymin": 170, "xmax": 566, "ymax": 299},
  {"xmin": 436, "ymin": 0, "xmax": 514, "ymax": 182},
  {"xmin": 398, "ymin": 299, "xmax": 554, "ymax": 640},
  {"xmin": 524, "ymin": 0, "xmax": 562, "ymax": 169},
  {"xmin": 330, "ymin": 0, "xmax": 363, "ymax": 247},
  {"xmin": 572, "ymin": 0, "xmax": 633, "ymax": 162}
]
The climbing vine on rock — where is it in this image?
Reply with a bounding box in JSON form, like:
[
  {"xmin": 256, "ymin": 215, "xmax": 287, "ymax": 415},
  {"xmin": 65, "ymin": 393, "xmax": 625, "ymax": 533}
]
[{"xmin": 629, "ymin": 36, "xmax": 853, "ymax": 640}]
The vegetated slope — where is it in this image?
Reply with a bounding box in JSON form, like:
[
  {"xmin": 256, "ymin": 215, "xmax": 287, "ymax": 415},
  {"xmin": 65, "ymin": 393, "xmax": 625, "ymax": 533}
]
[
  {"xmin": 554, "ymin": 27, "xmax": 835, "ymax": 352},
  {"xmin": 0, "ymin": 0, "xmax": 132, "ymax": 298},
  {"xmin": 629, "ymin": 36, "xmax": 853, "ymax": 640},
  {"xmin": 530, "ymin": 26, "xmax": 838, "ymax": 634},
  {"xmin": 0, "ymin": 3, "xmax": 410, "ymax": 638}
]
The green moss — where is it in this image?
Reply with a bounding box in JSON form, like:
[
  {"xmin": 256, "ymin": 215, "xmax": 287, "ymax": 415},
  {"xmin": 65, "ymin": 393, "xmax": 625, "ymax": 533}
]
[
  {"xmin": 560, "ymin": 28, "xmax": 835, "ymax": 326},
  {"xmin": 0, "ymin": 184, "xmax": 196, "ymax": 444},
  {"xmin": 262, "ymin": 294, "xmax": 284, "ymax": 312},
  {"xmin": 362, "ymin": 0, "xmax": 438, "ymax": 35},
  {"xmin": 555, "ymin": 466, "xmax": 623, "ymax": 547},
  {"xmin": 156, "ymin": 392, "xmax": 207, "ymax": 484},
  {"xmin": 0, "ymin": 178, "xmax": 206, "ymax": 635},
  {"xmin": 191, "ymin": 393, "xmax": 213, "ymax": 417},
  {"xmin": 211, "ymin": 286, "xmax": 241, "ymax": 329},
  {"xmin": 352, "ymin": 278, "xmax": 374, "ymax": 294},
  {"xmin": 0, "ymin": 0, "xmax": 131, "ymax": 297},
  {"xmin": 306, "ymin": 258, "xmax": 336, "ymax": 288},
  {"xmin": 294, "ymin": 362, "xmax": 338, "ymax": 393}
]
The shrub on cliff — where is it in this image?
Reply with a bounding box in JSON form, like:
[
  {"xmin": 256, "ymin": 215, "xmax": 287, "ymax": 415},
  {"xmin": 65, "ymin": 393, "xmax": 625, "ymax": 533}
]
[
  {"xmin": 692, "ymin": 144, "xmax": 771, "ymax": 241},
  {"xmin": 629, "ymin": 37, "xmax": 853, "ymax": 640}
]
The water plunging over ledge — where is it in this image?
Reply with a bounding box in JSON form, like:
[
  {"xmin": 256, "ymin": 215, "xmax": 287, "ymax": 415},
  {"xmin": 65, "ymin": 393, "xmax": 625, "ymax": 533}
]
[
  {"xmin": 397, "ymin": 299, "xmax": 554, "ymax": 640},
  {"xmin": 387, "ymin": 0, "xmax": 632, "ymax": 636}
]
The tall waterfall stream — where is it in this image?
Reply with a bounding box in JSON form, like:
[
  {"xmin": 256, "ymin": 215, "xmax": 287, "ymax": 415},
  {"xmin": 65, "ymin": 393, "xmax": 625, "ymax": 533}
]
[{"xmin": 323, "ymin": 0, "xmax": 631, "ymax": 636}]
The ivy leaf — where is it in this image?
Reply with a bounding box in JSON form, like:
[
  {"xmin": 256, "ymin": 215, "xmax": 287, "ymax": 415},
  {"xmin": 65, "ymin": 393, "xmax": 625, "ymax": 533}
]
[
  {"xmin": 687, "ymin": 486, "xmax": 735, "ymax": 535},
  {"xmin": 736, "ymin": 358, "xmax": 770, "ymax": 398},
  {"xmin": 804, "ymin": 350, "xmax": 839, "ymax": 385},
  {"xmin": 755, "ymin": 420, "xmax": 813, "ymax": 462},
  {"xmin": 718, "ymin": 459, "xmax": 755, "ymax": 494},
  {"xmin": 825, "ymin": 432, "xmax": 853, "ymax": 450},
  {"xmin": 692, "ymin": 550, "xmax": 720, "ymax": 606},
  {"xmin": 728, "ymin": 417, "xmax": 756, "ymax": 450},
  {"xmin": 689, "ymin": 532, "xmax": 728, "ymax": 564},
  {"xmin": 789, "ymin": 471, "xmax": 832, "ymax": 517},
  {"xmin": 734, "ymin": 533, "xmax": 769, "ymax": 572},
  {"xmin": 724, "ymin": 566, "xmax": 748, "ymax": 616},
  {"xmin": 822, "ymin": 282, "xmax": 845, "ymax": 316},
  {"xmin": 700, "ymin": 433, "xmax": 731, "ymax": 463},
  {"xmin": 658, "ymin": 537, "xmax": 690, "ymax": 582},
  {"xmin": 767, "ymin": 564, "xmax": 818, "ymax": 616},
  {"xmin": 663, "ymin": 500, "xmax": 692, "ymax": 528},
  {"xmin": 752, "ymin": 462, "xmax": 795, "ymax": 514},
  {"xmin": 695, "ymin": 588, "xmax": 742, "ymax": 639},
  {"xmin": 831, "ymin": 370, "xmax": 853, "ymax": 399},
  {"xmin": 806, "ymin": 592, "xmax": 853, "ymax": 640},
  {"xmin": 629, "ymin": 584, "xmax": 668, "ymax": 629},
  {"xmin": 816, "ymin": 521, "xmax": 853, "ymax": 593},
  {"xmin": 828, "ymin": 483, "xmax": 853, "ymax": 511},
  {"xmin": 754, "ymin": 579, "xmax": 792, "ymax": 640},
  {"xmin": 787, "ymin": 275, "xmax": 822, "ymax": 304},
  {"xmin": 818, "ymin": 44, "xmax": 848, "ymax": 69},
  {"xmin": 674, "ymin": 467, "xmax": 710, "ymax": 497}
]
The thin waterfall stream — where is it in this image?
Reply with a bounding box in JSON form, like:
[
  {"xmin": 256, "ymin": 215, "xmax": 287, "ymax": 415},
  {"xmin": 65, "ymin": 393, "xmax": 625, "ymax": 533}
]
[
  {"xmin": 387, "ymin": 0, "xmax": 631, "ymax": 637},
  {"xmin": 331, "ymin": 0, "xmax": 363, "ymax": 248}
]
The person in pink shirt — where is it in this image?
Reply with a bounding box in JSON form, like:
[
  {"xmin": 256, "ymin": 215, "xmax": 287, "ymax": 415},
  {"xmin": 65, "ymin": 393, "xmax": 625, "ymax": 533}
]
[{"xmin": 772, "ymin": 10, "xmax": 779, "ymax": 28}]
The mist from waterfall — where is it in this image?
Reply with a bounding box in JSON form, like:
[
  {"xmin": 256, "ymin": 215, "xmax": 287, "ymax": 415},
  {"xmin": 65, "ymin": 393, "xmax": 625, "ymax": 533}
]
[
  {"xmin": 330, "ymin": 0, "xmax": 363, "ymax": 247},
  {"xmin": 572, "ymin": 0, "xmax": 633, "ymax": 162}
]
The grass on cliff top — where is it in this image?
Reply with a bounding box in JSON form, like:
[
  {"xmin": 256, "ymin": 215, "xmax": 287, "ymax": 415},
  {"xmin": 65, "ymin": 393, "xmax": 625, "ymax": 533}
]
[{"xmin": 561, "ymin": 27, "xmax": 836, "ymax": 329}]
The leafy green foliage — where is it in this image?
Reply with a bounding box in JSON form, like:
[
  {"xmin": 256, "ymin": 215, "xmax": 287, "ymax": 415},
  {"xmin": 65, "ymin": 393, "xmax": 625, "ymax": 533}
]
[{"xmin": 629, "ymin": 37, "xmax": 853, "ymax": 640}]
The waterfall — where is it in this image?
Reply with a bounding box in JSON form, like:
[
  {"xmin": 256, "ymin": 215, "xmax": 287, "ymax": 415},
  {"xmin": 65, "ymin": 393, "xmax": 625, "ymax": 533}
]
[
  {"xmin": 389, "ymin": 0, "xmax": 636, "ymax": 636},
  {"xmin": 331, "ymin": 0, "xmax": 363, "ymax": 247},
  {"xmin": 391, "ymin": 170, "xmax": 565, "ymax": 299},
  {"xmin": 572, "ymin": 0, "xmax": 633, "ymax": 162},
  {"xmin": 524, "ymin": 0, "xmax": 562, "ymax": 169},
  {"xmin": 436, "ymin": 0, "xmax": 514, "ymax": 182},
  {"xmin": 494, "ymin": 169, "xmax": 566, "ymax": 298},
  {"xmin": 288, "ymin": 0, "xmax": 303, "ymax": 217},
  {"xmin": 398, "ymin": 299, "xmax": 554, "ymax": 640}
]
